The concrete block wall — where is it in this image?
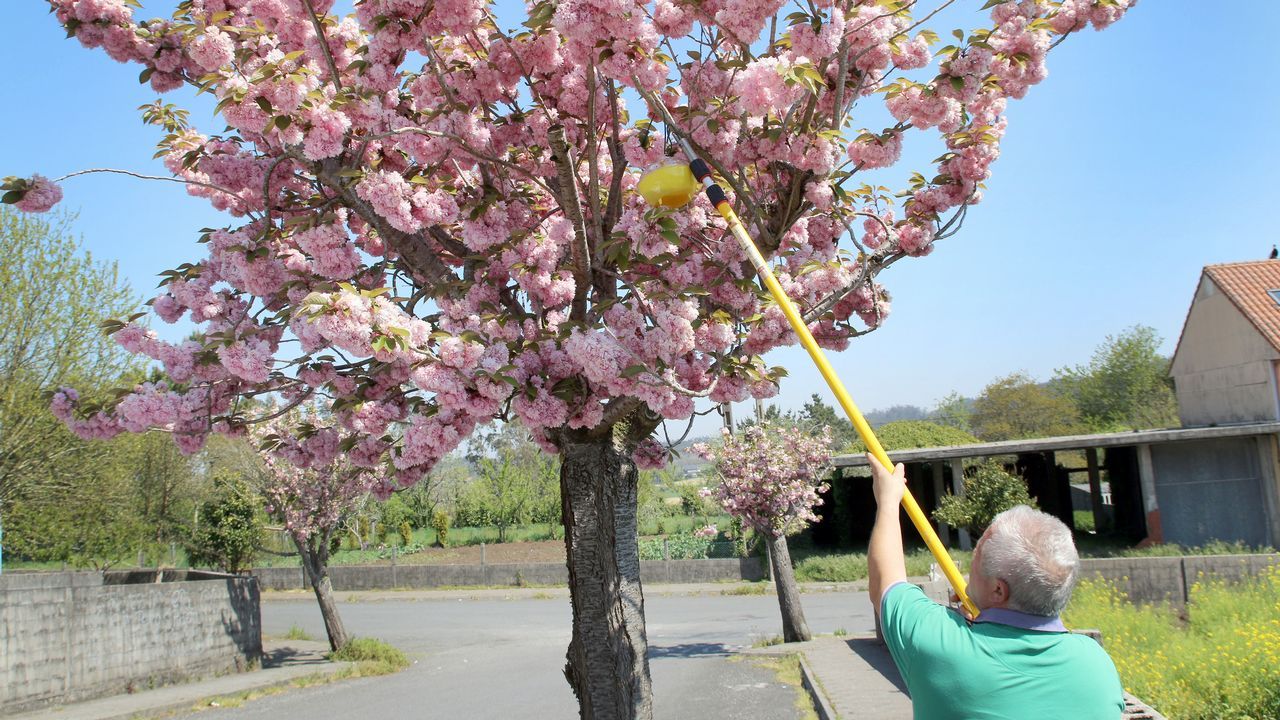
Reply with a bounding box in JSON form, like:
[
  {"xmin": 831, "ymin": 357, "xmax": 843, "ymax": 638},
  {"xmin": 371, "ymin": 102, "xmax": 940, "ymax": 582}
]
[
  {"xmin": 0, "ymin": 573, "xmax": 262, "ymax": 715},
  {"xmin": 1078, "ymin": 553, "xmax": 1280, "ymax": 605},
  {"xmin": 252, "ymin": 557, "xmax": 766, "ymax": 591}
]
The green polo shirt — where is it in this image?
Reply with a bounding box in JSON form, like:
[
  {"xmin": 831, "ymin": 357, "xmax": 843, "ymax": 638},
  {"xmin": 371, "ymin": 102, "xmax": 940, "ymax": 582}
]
[{"xmin": 880, "ymin": 583, "xmax": 1125, "ymax": 720}]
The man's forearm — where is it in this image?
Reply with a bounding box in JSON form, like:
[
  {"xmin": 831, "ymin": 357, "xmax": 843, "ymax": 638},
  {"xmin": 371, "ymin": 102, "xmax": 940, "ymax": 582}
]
[{"xmin": 868, "ymin": 503, "xmax": 907, "ymax": 612}]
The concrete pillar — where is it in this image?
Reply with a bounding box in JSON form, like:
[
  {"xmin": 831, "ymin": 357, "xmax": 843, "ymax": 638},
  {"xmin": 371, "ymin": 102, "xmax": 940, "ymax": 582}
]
[
  {"xmin": 1086, "ymin": 448, "xmax": 1106, "ymax": 533},
  {"xmin": 949, "ymin": 458, "xmax": 971, "ymax": 550},
  {"xmin": 1136, "ymin": 444, "xmax": 1162, "ymax": 544},
  {"xmin": 1258, "ymin": 434, "xmax": 1280, "ymax": 549},
  {"xmin": 931, "ymin": 462, "xmax": 951, "ymax": 546}
]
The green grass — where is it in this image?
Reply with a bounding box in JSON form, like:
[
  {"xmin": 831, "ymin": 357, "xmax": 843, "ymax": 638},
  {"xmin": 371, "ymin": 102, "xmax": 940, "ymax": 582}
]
[
  {"xmin": 1073, "ymin": 510, "xmax": 1096, "ymax": 533},
  {"xmin": 792, "ymin": 547, "xmax": 972, "ymax": 583},
  {"xmin": 1063, "ymin": 564, "xmax": 1280, "ymax": 719},
  {"xmin": 741, "ymin": 654, "xmax": 820, "ymax": 720},
  {"xmin": 328, "ymin": 638, "xmax": 410, "ymax": 675},
  {"xmin": 282, "ymin": 624, "xmax": 313, "ymax": 641},
  {"xmin": 721, "ymin": 582, "xmax": 770, "ymax": 596}
]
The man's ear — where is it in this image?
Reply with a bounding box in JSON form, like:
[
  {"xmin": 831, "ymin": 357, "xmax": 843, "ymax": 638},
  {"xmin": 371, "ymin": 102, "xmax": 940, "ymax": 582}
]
[{"xmin": 991, "ymin": 578, "xmax": 1011, "ymax": 608}]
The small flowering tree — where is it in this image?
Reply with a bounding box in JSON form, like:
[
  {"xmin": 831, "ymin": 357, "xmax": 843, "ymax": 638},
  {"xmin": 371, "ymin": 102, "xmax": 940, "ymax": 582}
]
[
  {"xmin": 694, "ymin": 424, "xmax": 832, "ymax": 642},
  {"xmin": 11, "ymin": 0, "xmax": 1134, "ymax": 714},
  {"xmin": 254, "ymin": 414, "xmax": 385, "ymax": 651}
]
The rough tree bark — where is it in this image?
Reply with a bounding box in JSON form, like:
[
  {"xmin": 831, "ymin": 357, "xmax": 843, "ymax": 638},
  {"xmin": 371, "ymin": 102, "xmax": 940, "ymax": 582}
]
[
  {"xmin": 294, "ymin": 533, "xmax": 349, "ymax": 652},
  {"xmin": 766, "ymin": 533, "xmax": 811, "ymax": 643},
  {"xmin": 558, "ymin": 426, "xmax": 653, "ymax": 720}
]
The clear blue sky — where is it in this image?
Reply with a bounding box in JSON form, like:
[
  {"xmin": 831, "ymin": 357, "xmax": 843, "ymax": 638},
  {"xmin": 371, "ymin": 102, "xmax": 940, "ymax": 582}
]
[{"xmin": 2, "ymin": 2, "xmax": 1278, "ymax": 440}]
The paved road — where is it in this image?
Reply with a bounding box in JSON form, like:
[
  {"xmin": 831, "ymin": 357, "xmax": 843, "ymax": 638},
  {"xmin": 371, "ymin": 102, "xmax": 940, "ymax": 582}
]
[{"xmin": 178, "ymin": 588, "xmax": 875, "ymax": 719}]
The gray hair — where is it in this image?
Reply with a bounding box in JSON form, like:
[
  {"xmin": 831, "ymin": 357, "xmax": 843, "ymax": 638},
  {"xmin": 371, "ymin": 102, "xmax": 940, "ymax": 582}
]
[{"xmin": 979, "ymin": 505, "xmax": 1079, "ymax": 616}]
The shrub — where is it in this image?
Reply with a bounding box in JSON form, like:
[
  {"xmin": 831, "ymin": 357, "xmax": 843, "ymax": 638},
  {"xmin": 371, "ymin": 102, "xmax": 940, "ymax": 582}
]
[
  {"xmin": 397, "ymin": 521, "xmax": 413, "ymax": 546},
  {"xmin": 844, "ymin": 420, "xmax": 978, "ymax": 454},
  {"xmin": 638, "ymin": 532, "xmax": 713, "ymax": 560},
  {"xmin": 329, "ymin": 637, "xmax": 410, "ymax": 674},
  {"xmin": 677, "ymin": 483, "xmax": 718, "ymax": 517},
  {"xmin": 185, "ymin": 472, "xmax": 262, "ymax": 573},
  {"xmin": 932, "ymin": 461, "xmax": 1035, "ymax": 536},
  {"xmin": 430, "ymin": 509, "xmax": 451, "ymax": 548},
  {"xmin": 794, "ymin": 554, "xmax": 867, "ymax": 582}
]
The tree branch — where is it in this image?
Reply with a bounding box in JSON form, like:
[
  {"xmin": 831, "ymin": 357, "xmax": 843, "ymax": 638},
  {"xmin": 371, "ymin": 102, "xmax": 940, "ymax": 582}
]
[{"xmin": 547, "ymin": 125, "xmax": 592, "ymax": 322}]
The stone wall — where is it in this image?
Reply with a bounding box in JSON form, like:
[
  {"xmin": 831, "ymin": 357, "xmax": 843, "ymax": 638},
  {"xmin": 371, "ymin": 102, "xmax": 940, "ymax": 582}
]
[
  {"xmin": 1078, "ymin": 553, "xmax": 1280, "ymax": 605},
  {"xmin": 253, "ymin": 557, "xmax": 766, "ymax": 591},
  {"xmin": 0, "ymin": 571, "xmax": 261, "ymax": 715}
]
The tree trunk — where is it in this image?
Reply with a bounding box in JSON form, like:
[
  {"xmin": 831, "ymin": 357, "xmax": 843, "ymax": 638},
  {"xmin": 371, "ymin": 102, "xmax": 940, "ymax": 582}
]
[
  {"xmin": 559, "ymin": 431, "xmax": 653, "ymax": 720},
  {"xmin": 294, "ymin": 534, "xmax": 349, "ymax": 652},
  {"xmin": 766, "ymin": 533, "xmax": 811, "ymax": 643}
]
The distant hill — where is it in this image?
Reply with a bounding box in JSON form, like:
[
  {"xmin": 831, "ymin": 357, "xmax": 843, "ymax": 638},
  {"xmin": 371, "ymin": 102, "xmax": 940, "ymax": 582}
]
[{"xmin": 864, "ymin": 404, "xmax": 929, "ymax": 427}]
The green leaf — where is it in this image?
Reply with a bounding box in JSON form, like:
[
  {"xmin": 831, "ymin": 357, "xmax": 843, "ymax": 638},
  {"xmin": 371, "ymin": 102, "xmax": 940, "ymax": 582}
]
[
  {"xmin": 1, "ymin": 190, "xmax": 21, "ymax": 205},
  {"xmin": 621, "ymin": 365, "xmax": 648, "ymax": 378}
]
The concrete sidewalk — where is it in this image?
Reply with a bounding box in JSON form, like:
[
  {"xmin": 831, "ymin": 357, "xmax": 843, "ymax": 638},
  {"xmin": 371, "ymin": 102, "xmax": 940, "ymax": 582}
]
[
  {"xmin": 747, "ymin": 632, "xmax": 1169, "ymax": 720},
  {"xmin": 8, "ymin": 640, "xmax": 349, "ymax": 720},
  {"xmin": 746, "ymin": 634, "xmax": 912, "ymax": 720}
]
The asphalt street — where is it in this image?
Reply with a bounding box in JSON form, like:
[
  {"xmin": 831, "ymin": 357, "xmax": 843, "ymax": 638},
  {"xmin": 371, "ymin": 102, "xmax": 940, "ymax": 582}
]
[{"xmin": 175, "ymin": 587, "xmax": 875, "ymax": 719}]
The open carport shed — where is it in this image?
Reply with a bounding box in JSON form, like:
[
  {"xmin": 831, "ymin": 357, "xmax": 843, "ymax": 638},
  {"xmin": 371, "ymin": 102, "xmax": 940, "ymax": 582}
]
[{"xmin": 816, "ymin": 422, "xmax": 1280, "ymax": 551}]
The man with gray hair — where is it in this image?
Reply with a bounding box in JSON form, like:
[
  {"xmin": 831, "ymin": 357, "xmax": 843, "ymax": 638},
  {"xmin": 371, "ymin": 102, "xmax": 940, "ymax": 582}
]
[{"xmin": 865, "ymin": 454, "xmax": 1124, "ymax": 719}]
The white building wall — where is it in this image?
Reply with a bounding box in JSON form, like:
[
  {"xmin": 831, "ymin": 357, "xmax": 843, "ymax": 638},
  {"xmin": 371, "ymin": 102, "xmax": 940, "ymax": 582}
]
[{"xmin": 1171, "ymin": 276, "xmax": 1280, "ymax": 426}]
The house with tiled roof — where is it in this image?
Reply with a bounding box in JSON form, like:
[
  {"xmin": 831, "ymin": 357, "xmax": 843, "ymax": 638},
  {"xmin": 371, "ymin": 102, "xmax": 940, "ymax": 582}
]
[{"xmin": 1171, "ymin": 259, "xmax": 1280, "ymax": 426}]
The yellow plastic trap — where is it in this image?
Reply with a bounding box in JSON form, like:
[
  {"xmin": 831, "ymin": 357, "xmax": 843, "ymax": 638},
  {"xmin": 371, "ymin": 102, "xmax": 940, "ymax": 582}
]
[{"xmin": 636, "ymin": 161, "xmax": 701, "ymax": 208}]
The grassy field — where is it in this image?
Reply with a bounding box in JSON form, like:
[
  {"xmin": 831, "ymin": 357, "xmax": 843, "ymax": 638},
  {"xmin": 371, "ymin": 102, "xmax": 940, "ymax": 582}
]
[{"xmin": 1063, "ymin": 564, "xmax": 1280, "ymax": 719}]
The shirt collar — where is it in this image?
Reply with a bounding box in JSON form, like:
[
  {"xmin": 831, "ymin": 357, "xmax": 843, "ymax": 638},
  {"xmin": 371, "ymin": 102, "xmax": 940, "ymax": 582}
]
[{"xmin": 974, "ymin": 607, "xmax": 1067, "ymax": 633}]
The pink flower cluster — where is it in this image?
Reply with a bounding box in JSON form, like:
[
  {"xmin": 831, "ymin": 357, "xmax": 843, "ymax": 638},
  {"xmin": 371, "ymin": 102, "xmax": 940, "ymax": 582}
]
[
  {"xmin": 356, "ymin": 171, "xmax": 459, "ymax": 234},
  {"xmin": 12, "ymin": 175, "xmax": 64, "ymax": 213},
  {"xmin": 631, "ymin": 437, "xmax": 668, "ymax": 470},
  {"xmin": 847, "ymin": 131, "xmax": 903, "ymax": 170}
]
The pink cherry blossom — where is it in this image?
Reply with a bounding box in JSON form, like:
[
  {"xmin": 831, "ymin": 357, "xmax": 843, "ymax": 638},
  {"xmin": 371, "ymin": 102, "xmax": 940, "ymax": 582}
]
[{"xmin": 11, "ymin": 175, "xmax": 63, "ymax": 213}]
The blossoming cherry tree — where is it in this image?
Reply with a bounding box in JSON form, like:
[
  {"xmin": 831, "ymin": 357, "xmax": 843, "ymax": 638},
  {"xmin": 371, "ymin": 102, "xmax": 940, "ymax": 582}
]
[{"xmin": 9, "ymin": 0, "xmax": 1134, "ymax": 715}]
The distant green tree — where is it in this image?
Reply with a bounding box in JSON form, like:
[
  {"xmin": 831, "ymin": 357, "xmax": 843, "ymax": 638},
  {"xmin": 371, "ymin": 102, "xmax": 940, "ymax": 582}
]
[
  {"xmin": 187, "ymin": 470, "xmax": 262, "ymax": 573},
  {"xmin": 128, "ymin": 429, "xmax": 203, "ymax": 544},
  {"xmin": 933, "ymin": 462, "xmax": 1037, "ymax": 537},
  {"xmin": 970, "ymin": 373, "xmax": 1086, "ymax": 441},
  {"xmin": 0, "ymin": 208, "xmax": 140, "ymax": 561},
  {"xmin": 845, "ymin": 420, "xmax": 978, "ymax": 454},
  {"xmin": 798, "ymin": 394, "xmax": 857, "ymax": 448},
  {"xmin": 462, "ymin": 422, "xmax": 560, "ymax": 541},
  {"xmin": 4, "ymin": 437, "xmax": 146, "ymax": 568},
  {"xmin": 1053, "ymin": 325, "xmax": 1178, "ymax": 431},
  {"xmin": 929, "ymin": 392, "xmax": 973, "ymax": 434},
  {"xmin": 379, "ymin": 495, "xmax": 413, "ymax": 534}
]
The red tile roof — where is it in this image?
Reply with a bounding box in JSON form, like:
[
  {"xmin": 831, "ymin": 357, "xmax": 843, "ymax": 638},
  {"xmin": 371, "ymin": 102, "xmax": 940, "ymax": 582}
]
[{"xmin": 1204, "ymin": 260, "xmax": 1280, "ymax": 352}]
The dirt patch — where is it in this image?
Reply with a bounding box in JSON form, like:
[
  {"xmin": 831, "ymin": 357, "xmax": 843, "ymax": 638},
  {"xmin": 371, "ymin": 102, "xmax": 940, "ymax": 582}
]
[{"xmin": 386, "ymin": 540, "xmax": 566, "ymax": 566}]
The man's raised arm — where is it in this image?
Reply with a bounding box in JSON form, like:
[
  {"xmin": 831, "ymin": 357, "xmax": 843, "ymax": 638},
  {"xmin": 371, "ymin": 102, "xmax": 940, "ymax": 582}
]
[{"xmin": 867, "ymin": 453, "xmax": 908, "ymax": 615}]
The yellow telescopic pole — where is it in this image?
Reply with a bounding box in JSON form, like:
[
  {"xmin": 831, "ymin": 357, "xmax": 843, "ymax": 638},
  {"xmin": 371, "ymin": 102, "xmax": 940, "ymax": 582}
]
[
  {"xmin": 712, "ymin": 202, "xmax": 977, "ymax": 618},
  {"xmin": 637, "ymin": 92, "xmax": 976, "ymax": 617}
]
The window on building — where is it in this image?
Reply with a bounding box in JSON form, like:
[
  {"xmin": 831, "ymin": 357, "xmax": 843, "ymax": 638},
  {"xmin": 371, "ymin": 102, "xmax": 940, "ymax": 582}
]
[{"xmin": 1269, "ymin": 289, "xmax": 1280, "ymax": 307}]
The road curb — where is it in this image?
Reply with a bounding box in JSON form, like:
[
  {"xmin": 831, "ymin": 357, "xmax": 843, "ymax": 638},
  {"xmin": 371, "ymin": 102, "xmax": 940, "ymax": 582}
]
[
  {"xmin": 6, "ymin": 642, "xmax": 351, "ymax": 720},
  {"xmin": 797, "ymin": 653, "xmax": 838, "ymax": 720}
]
